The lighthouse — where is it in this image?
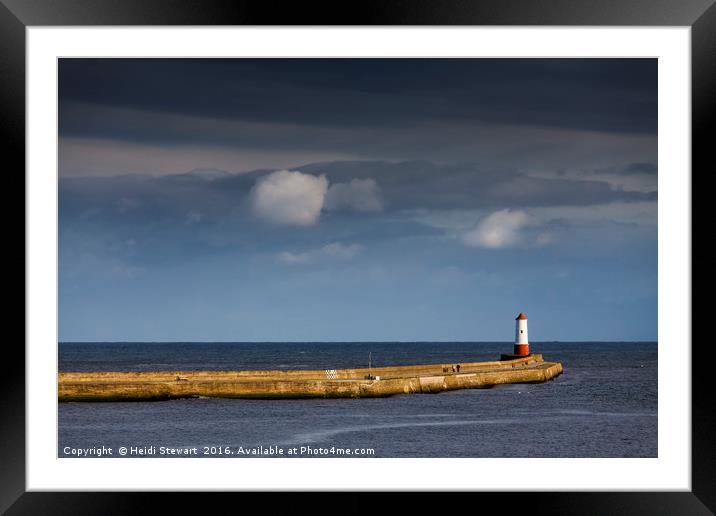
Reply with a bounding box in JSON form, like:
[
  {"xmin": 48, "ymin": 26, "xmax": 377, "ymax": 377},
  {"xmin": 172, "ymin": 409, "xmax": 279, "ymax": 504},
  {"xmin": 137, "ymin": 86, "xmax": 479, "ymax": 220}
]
[{"xmin": 514, "ymin": 312, "xmax": 530, "ymax": 356}]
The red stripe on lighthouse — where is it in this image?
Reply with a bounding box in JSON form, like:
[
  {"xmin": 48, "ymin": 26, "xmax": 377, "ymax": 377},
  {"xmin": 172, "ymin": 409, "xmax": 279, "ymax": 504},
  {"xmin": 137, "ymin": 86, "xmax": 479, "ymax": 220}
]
[{"xmin": 514, "ymin": 344, "xmax": 530, "ymax": 356}]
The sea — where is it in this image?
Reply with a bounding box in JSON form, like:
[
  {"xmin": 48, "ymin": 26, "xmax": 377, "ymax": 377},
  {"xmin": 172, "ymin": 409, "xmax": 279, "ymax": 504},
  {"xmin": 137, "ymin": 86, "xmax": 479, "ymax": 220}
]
[{"xmin": 58, "ymin": 342, "xmax": 657, "ymax": 458}]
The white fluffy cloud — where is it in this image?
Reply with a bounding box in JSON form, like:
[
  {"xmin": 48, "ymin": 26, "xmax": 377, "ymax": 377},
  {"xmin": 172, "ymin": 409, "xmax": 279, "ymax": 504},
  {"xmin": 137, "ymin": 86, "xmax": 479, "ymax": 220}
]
[
  {"xmin": 462, "ymin": 209, "xmax": 531, "ymax": 249},
  {"xmin": 278, "ymin": 242, "xmax": 363, "ymax": 265},
  {"xmin": 250, "ymin": 170, "xmax": 328, "ymax": 226},
  {"xmin": 325, "ymin": 178, "xmax": 383, "ymax": 212}
]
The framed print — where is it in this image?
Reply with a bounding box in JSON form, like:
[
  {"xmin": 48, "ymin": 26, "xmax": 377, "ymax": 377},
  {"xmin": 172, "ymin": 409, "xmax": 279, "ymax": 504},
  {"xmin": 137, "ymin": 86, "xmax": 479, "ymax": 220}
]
[{"xmin": 3, "ymin": 0, "xmax": 711, "ymax": 513}]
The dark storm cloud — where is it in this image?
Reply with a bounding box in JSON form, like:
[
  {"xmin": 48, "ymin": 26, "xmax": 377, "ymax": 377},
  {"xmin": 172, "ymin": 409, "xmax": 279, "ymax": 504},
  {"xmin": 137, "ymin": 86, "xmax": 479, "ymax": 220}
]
[
  {"xmin": 60, "ymin": 160, "xmax": 655, "ymax": 225},
  {"xmin": 59, "ymin": 58, "xmax": 658, "ymax": 141},
  {"xmin": 300, "ymin": 161, "xmax": 657, "ymax": 209},
  {"xmin": 58, "ymin": 159, "xmax": 656, "ymax": 273}
]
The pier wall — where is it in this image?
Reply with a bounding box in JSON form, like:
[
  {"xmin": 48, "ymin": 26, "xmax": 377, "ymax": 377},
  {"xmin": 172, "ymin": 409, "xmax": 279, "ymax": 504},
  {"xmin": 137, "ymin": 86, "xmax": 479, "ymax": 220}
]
[
  {"xmin": 58, "ymin": 355, "xmax": 562, "ymax": 402},
  {"xmin": 59, "ymin": 354, "xmax": 544, "ymax": 383}
]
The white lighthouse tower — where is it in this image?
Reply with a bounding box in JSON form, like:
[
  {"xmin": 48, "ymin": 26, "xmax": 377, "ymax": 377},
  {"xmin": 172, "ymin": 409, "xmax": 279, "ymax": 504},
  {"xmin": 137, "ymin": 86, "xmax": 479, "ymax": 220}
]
[{"xmin": 514, "ymin": 312, "xmax": 529, "ymax": 356}]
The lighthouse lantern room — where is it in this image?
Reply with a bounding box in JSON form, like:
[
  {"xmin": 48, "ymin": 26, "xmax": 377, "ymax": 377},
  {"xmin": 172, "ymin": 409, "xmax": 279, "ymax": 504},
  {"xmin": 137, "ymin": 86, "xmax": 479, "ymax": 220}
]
[{"xmin": 514, "ymin": 312, "xmax": 530, "ymax": 356}]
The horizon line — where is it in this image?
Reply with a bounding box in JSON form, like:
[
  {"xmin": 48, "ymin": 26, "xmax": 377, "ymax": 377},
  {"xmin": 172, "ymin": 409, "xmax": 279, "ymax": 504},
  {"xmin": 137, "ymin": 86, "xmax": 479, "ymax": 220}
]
[{"xmin": 58, "ymin": 340, "xmax": 658, "ymax": 344}]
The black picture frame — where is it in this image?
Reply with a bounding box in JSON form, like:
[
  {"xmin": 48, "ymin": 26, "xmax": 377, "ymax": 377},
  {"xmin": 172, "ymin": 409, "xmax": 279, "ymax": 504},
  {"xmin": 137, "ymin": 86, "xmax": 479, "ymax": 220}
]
[{"xmin": 3, "ymin": 1, "xmax": 710, "ymax": 513}]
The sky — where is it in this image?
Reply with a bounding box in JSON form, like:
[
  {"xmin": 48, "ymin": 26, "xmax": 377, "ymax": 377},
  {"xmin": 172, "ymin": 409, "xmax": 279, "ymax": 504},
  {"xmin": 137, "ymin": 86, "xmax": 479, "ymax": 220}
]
[{"xmin": 58, "ymin": 58, "xmax": 657, "ymax": 342}]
